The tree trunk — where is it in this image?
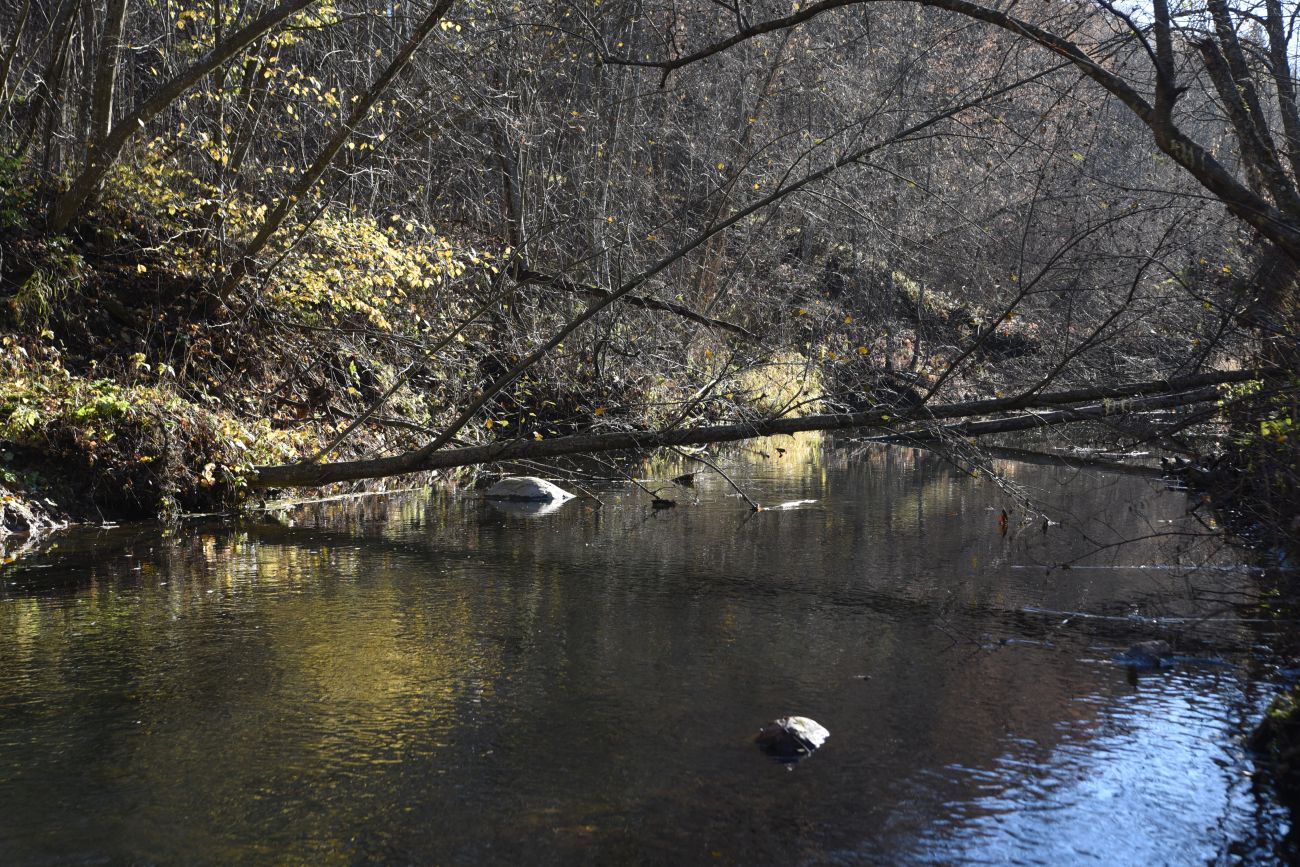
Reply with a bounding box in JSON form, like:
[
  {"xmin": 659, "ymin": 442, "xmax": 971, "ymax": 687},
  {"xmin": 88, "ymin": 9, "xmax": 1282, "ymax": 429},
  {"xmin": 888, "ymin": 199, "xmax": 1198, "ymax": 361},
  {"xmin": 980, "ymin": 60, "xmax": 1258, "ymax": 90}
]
[
  {"xmin": 248, "ymin": 368, "xmax": 1269, "ymax": 489},
  {"xmin": 0, "ymin": 0, "xmax": 32, "ymax": 116},
  {"xmin": 87, "ymin": 0, "xmax": 128, "ymax": 152}
]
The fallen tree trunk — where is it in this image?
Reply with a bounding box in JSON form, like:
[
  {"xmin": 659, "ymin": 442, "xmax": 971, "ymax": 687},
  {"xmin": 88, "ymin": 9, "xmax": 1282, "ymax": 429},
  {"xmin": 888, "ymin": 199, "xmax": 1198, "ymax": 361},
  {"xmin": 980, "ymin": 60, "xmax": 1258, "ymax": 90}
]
[
  {"xmin": 960, "ymin": 444, "xmax": 1167, "ymax": 479},
  {"xmin": 247, "ymin": 368, "xmax": 1269, "ymax": 488},
  {"xmin": 873, "ymin": 385, "xmax": 1226, "ymax": 443}
]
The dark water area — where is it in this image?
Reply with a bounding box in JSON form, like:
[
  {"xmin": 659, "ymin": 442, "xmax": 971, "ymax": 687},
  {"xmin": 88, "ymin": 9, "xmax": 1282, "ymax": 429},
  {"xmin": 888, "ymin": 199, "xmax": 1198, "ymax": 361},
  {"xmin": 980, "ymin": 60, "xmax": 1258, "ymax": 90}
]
[{"xmin": 0, "ymin": 438, "xmax": 1292, "ymax": 864}]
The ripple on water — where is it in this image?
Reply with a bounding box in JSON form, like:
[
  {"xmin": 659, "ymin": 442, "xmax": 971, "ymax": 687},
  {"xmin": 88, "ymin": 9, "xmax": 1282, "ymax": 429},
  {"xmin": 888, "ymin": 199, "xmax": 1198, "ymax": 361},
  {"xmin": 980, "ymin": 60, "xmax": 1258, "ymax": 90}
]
[{"xmin": 898, "ymin": 668, "xmax": 1272, "ymax": 865}]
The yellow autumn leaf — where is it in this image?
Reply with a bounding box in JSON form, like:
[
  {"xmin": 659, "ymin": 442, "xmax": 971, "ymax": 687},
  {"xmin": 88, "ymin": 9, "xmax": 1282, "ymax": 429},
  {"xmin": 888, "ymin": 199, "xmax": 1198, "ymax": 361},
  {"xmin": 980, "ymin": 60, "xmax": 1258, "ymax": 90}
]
[
  {"xmin": 593, "ymin": 406, "xmax": 606, "ymax": 416},
  {"xmin": 136, "ymin": 264, "xmax": 147, "ymax": 273}
]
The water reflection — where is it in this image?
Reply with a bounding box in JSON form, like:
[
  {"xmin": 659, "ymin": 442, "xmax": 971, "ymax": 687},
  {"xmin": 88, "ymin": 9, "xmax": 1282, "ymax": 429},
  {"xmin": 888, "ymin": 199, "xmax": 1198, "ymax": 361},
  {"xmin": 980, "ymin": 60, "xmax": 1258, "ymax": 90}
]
[
  {"xmin": 0, "ymin": 438, "xmax": 1288, "ymax": 863},
  {"xmin": 486, "ymin": 497, "xmax": 576, "ymax": 518}
]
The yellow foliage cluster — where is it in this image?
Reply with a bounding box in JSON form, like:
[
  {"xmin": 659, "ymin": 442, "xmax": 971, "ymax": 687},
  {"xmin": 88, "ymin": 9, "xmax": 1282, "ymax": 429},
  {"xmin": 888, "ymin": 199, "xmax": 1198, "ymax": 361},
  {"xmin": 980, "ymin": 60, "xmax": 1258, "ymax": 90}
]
[
  {"xmin": 100, "ymin": 148, "xmax": 477, "ymax": 329},
  {"xmin": 165, "ymin": 0, "xmax": 339, "ymax": 54},
  {"xmin": 273, "ymin": 211, "xmax": 475, "ymax": 329},
  {"xmin": 730, "ymin": 351, "xmax": 823, "ymax": 416}
]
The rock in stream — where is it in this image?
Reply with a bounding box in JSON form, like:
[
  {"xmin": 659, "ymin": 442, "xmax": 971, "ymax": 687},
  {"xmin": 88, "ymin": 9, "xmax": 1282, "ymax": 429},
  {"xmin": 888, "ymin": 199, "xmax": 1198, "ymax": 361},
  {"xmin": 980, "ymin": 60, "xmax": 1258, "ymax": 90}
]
[
  {"xmin": 483, "ymin": 476, "xmax": 574, "ymax": 503},
  {"xmin": 1116, "ymin": 640, "xmax": 1175, "ymax": 669},
  {"xmin": 756, "ymin": 716, "xmax": 829, "ymax": 759}
]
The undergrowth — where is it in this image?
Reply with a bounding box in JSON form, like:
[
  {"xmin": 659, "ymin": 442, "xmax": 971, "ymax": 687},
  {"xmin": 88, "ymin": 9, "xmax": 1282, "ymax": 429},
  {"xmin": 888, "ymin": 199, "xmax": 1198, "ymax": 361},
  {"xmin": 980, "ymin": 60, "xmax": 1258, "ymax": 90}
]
[{"xmin": 0, "ymin": 331, "xmax": 310, "ymax": 516}]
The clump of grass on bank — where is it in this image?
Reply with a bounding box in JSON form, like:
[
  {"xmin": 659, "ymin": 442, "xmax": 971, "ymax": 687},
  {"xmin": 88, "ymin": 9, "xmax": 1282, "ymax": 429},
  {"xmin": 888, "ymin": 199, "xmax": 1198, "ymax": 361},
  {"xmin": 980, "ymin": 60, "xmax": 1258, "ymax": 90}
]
[
  {"xmin": 1213, "ymin": 378, "xmax": 1300, "ymax": 557},
  {"xmin": 1251, "ymin": 684, "xmax": 1300, "ymax": 808},
  {"xmin": 0, "ymin": 332, "xmax": 310, "ymax": 518}
]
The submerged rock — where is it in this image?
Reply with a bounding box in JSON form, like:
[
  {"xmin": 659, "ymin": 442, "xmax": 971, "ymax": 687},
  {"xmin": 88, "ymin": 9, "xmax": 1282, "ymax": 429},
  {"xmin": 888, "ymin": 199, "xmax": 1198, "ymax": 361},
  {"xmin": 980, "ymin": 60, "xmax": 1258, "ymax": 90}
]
[
  {"xmin": 755, "ymin": 716, "xmax": 829, "ymax": 759},
  {"xmin": 483, "ymin": 476, "xmax": 574, "ymax": 503},
  {"xmin": 1117, "ymin": 639, "xmax": 1174, "ymax": 668}
]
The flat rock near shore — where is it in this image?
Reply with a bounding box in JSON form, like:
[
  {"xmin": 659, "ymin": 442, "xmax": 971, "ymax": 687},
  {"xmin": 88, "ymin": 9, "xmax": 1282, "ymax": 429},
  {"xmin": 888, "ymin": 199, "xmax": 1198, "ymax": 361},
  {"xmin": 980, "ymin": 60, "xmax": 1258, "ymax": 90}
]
[{"xmin": 0, "ymin": 485, "xmax": 62, "ymax": 537}]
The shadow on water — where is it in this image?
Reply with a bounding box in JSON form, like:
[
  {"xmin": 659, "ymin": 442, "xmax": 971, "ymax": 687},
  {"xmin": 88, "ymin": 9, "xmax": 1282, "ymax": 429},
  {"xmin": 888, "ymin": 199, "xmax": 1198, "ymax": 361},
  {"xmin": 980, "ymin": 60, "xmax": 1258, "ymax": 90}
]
[{"xmin": 0, "ymin": 437, "xmax": 1292, "ymax": 864}]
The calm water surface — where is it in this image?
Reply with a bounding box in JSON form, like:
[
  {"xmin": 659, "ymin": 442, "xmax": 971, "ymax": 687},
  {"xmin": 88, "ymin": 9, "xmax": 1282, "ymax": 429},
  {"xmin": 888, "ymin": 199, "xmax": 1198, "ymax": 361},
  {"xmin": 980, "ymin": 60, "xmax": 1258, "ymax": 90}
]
[{"xmin": 0, "ymin": 439, "xmax": 1291, "ymax": 864}]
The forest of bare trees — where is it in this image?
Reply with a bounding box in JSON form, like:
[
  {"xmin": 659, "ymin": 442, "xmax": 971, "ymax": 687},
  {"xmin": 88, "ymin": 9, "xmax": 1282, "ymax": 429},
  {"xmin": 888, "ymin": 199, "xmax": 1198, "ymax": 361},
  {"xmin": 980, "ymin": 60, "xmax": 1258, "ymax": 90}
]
[{"xmin": 0, "ymin": 0, "xmax": 1295, "ymax": 546}]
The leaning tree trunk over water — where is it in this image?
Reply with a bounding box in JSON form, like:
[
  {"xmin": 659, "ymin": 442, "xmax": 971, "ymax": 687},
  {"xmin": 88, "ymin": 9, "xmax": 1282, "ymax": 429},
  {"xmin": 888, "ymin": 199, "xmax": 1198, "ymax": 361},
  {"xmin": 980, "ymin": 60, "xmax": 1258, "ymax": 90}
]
[
  {"xmin": 248, "ymin": 368, "xmax": 1271, "ymax": 488},
  {"xmin": 605, "ymin": 0, "xmax": 1300, "ymax": 273},
  {"xmin": 875, "ymin": 385, "xmax": 1232, "ymax": 444}
]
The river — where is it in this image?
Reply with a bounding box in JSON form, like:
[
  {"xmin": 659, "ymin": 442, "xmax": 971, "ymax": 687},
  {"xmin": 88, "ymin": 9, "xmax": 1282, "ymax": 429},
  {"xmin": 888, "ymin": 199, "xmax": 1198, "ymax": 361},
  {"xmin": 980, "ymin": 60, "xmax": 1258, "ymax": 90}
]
[{"xmin": 0, "ymin": 438, "xmax": 1291, "ymax": 863}]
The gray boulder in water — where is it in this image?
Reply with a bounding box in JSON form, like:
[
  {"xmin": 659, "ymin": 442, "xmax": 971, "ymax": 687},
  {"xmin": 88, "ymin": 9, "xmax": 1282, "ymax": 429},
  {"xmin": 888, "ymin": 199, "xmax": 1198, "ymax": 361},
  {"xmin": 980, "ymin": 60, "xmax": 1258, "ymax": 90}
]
[
  {"xmin": 1118, "ymin": 640, "xmax": 1174, "ymax": 668},
  {"xmin": 483, "ymin": 476, "xmax": 574, "ymax": 502},
  {"xmin": 756, "ymin": 716, "xmax": 829, "ymax": 758}
]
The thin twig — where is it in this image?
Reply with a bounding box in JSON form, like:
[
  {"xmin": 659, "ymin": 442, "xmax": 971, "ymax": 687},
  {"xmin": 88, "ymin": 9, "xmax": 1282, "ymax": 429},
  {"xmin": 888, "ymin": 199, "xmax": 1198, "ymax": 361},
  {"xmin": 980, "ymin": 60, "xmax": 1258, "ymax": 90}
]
[{"xmin": 671, "ymin": 446, "xmax": 761, "ymax": 510}]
